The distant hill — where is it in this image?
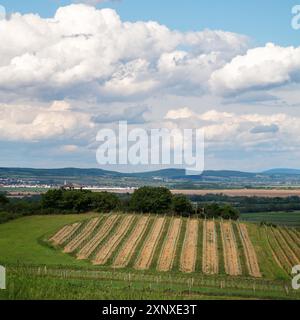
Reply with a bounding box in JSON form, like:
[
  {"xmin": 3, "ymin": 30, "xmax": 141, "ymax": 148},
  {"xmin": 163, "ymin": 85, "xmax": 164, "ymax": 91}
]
[
  {"xmin": 263, "ymin": 168, "xmax": 300, "ymax": 175},
  {"xmin": 134, "ymin": 169, "xmax": 257, "ymax": 178},
  {"xmin": 0, "ymin": 167, "xmax": 123, "ymax": 178},
  {"xmin": 0, "ymin": 167, "xmax": 257, "ymax": 180},
  {"xmin": 1, "ymin": 167, "xmax": 300, "ymax": 188}
]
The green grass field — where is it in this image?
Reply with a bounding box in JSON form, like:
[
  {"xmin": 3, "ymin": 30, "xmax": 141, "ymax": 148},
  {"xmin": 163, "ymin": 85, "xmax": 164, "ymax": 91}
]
[
  {"xmin": 1, "ymin": 266, "xmax": 298, "ymax": 300},
  {"xmin": 0, "ymin": 214, "xmax": 299, "ymax": 300},
  {"xmin": 0, "ymin": 214, "xmax": 100, "ymax": 267},
  {"xmin": 240, "ymin": 211, "xmax": 300, "ymax": 227}
]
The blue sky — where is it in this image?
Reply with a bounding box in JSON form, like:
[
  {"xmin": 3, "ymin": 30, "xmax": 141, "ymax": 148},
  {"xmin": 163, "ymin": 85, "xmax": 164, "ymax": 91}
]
[
  {"xmin": 0, "ymin": 1, "xmax": 300, "ymax": 171},
  {"xmin": 1, "ymin": 0, "xmax": 299, "ymax": 46}
]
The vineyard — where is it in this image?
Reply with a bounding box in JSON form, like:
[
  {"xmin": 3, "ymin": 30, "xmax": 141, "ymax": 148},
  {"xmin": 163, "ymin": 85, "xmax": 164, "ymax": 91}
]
[{"xmin": 49, "ymin": 213, "xmax": 300, "ymax": 279}]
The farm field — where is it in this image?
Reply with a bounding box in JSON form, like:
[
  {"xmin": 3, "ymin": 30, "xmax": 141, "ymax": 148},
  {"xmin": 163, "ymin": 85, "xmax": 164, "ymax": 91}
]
[
  {"xmin": 0, "ymin": 214, "xmax": 300, "ymax": 300},
  {"xmin": 49, "ymin": 214, "xmax": 300, "ymax": 281},
  {"xmin": 174, "ymin": 189, "xmax": 300, "ymax": 198},
  {"xmin": 241, "ymin": 211, "xmax": 300, "ymax": 227}
]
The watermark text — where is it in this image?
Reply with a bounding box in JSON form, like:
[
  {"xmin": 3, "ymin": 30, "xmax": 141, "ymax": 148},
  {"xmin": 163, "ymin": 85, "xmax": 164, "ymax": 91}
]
[
  {"xmin": 292, "ymin": 265, "xmax": 300, "ymax": 290},
  {"xmin": 96, "ymin": 122, "xmax": 204, "ymax": 175},
  {"xmin": 292, "ymin": 5, "xmax": 300, "ymax": 30},
  {"xmin": 0, "ymin": 266, "xmax": 6, "ymax": 290}
]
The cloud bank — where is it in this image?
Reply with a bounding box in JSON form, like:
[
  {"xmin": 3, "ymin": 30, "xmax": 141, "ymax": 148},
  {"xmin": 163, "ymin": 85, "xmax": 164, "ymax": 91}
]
[{"xmin": 0, "ymin": 4, "xmax": 299, "ymax": 170}]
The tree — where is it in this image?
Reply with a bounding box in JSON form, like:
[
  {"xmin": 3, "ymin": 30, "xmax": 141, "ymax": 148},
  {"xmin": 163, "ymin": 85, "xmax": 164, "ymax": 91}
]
[
  {"xmin": 60, "ymin": 190, "xmax": 85, "ymax": 211},
  {"xmin": 41, "ymin": 189, "xmax": 63, "ymax": 209},
  {"xmin": 0, "ymin": 193, "xmax": 9, "ymax": 206},
  {"xmin": 172, "ymin": 195, "xmax": 193, "ymax": 216},
  {"xmin": 130, "ymin": 187, "xmax": 172, "ymax": 213},
  {"xmin": 90, "ymin": 192, "xmax": 120, "ymax": 213},
  {"xmin": 204, "ymin": 203, "xmax": 222, "ymax": 219},
  {"xmin": 73, "ymin": 192, "xmax": 93, "ymax": 213},
  {"xmin": 220, "ymin": 204, "xmax": 240, "ymax": 220}
]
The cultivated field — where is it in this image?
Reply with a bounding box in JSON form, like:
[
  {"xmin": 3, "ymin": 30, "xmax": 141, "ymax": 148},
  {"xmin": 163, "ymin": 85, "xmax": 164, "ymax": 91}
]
[
  {"xmin": 241, "ymin": 211, "xmax": 300, "ymax": 227},
  {"xmin": 93, "ymin": 188, "xmax": 300, "ymax": 198},
  {"xmin": 49, "ymin": 213, "xmax": 300, "ymax": 279},
  {"xmin": 173, "ymin": 189, "xmax": 300, "ymax": 198}
]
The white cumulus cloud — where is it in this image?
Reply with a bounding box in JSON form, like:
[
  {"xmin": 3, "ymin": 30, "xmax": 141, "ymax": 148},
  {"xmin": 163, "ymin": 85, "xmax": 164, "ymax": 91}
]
[
  {"xmin": 0, "ymin": 4, "xmax": 249, "ymax": 101},
  {"xmin": 0, "ymin": 101, "xmax": 94, "ymax": 141},
  {"xmin": 210, "ymin": 43, "xmax": 300, "ymax": 95}
]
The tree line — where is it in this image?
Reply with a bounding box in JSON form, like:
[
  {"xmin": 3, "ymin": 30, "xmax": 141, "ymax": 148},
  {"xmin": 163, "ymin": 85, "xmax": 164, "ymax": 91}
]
[
  {"xmin": 0, "ymin": 187, "xmax": 240, "ymax": 224},
  {"xmin": 189, "ymin": 194, "xmax": 300, "ymax": 213}
]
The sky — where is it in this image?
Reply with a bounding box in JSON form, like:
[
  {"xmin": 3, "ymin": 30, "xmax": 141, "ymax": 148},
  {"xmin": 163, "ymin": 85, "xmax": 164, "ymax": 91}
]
[
  {"xmin": 1, "ymin": 0, "xmax": 299, "ymax": 46},
  {"xmin": 0, "ymin": 0, "xmax": 300, "ymax": 172}
]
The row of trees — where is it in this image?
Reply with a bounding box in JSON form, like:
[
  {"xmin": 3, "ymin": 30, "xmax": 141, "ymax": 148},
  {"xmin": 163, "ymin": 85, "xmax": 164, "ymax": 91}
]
[
  {"xmin": 40, "ymin": 187, "xmax": 194, "ymax": 216},
  {"xmin": 41, "ymin": 189, "xmax": 120, "ymax": 213},
  {"xmin": 41, "ymin": 186, "xmax": 239, "ymax": 219},
  {"xmin": 0, "ymin": 187, "xmax": 240, "ymax": 224}
]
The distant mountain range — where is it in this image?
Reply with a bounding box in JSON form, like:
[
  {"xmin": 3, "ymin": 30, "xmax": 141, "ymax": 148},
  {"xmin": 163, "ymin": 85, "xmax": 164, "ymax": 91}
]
[
  {"xmin": 1, "ymin": 167, "xmax": 300, "ymax": 179},
  {"xmin": 262, "ymin": 168, "xmax": 300, "ymax": 175},
  {"xmin": 0, "ymin": 167, "xmax": 300, "ymax": 177},
  {"xmin": 1, "ymin": 167, "xmax": 300, "ymax": 189}
]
